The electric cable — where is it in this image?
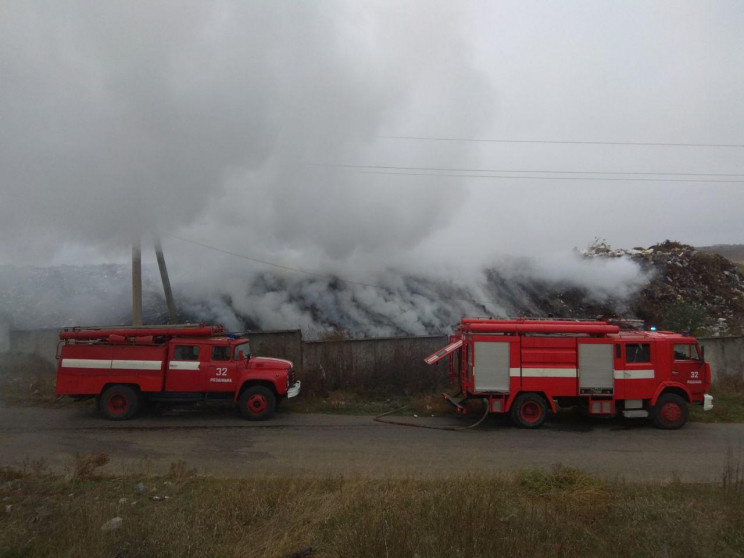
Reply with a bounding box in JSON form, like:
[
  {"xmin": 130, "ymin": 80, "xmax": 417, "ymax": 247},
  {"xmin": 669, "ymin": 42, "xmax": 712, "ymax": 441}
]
[
  {"xmin": 322, "ymin": 163, "xmax": 744, "ymax": 178},
  {"xmin": 379, "ymin": 135, "xmax": 744, "ymax": 149},
  {"xmin": 340, "ymin": 168, "xmax": 744, "ymax": 184}
]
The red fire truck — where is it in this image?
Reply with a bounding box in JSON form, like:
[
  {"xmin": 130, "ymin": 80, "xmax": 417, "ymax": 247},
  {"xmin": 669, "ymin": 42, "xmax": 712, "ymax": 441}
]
[
  {"xmin": 55, "ymin": 324, "xmax": 300, "ymax": 421},
  {"xmin": 425, "ymin": 318, "xmax": 713, "ymax": 429}
]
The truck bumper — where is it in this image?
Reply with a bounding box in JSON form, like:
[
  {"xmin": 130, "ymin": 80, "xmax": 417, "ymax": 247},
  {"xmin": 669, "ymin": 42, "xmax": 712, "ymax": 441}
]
[
  {"xmin": 287, "ymin": 380, "xmax": 301, "ymax": 399},
  {"xmin": 703, "ymin": 393, "xmax": 714, "ymax": 412}
]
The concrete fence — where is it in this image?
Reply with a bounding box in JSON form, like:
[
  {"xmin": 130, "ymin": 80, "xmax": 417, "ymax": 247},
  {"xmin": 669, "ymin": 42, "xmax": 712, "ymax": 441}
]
[
  {"xmin": 302, "ymin": 335, "xmax": 449, "ymax": 394},
  {"xmin": 699, "ymin": 337, "xmax": 744, "ymax": 381},
  {"xmin": 8, "ymin": 328, "xmax": 60, "ymax": 362},
  {"xmin": 1, "ymin": 325, "xmax": 741, "ymax": 388}
]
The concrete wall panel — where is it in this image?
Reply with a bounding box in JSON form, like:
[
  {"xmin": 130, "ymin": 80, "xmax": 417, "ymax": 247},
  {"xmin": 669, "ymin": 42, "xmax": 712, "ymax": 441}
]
[{"xmin": 699, "ymin": 337, "xmax": 744, "ymax": 382}]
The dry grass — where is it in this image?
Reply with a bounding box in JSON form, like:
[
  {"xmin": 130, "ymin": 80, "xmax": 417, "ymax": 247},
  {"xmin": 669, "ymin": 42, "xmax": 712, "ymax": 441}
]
[
  {"xmin": 72, "ymin": 453, "xmax": 111, "ymax": 480},
  {"xmin": 691, "ymin": 374, "xmax": 744, "ymax": 423},
  {"xmin": 1, "ymin": 460, "xmax": 744, "ymax": 557}
]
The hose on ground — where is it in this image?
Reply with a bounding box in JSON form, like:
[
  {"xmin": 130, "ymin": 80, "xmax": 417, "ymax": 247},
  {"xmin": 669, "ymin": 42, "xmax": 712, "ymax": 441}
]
[{"xmin": 373, "ymin": 398, "xmax": 490, "ymax": 431}]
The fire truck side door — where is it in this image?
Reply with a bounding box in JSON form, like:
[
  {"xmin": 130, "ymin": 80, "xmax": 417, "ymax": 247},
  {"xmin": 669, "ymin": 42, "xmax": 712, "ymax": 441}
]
[
  {"xmin": 577, "ymin": 341, "xmax": 615, "ymax": 395},
  {"xmin": 165, "ymin": 343, "xmax": 203, "ymax": 392},
  {"xmin": 619, "ymin": 342, "xmax": 655, "ymax": 400},
  {"xmin": 201, "ymin": 344, "xmax": 237, "ymax": 392},
  {"xmin": 473, "ymin": 341, "xmax": 510, "ymax": 392},
  {"xmin": 672, "ymin": 343, "xmax": 704, "ymax": 390}
]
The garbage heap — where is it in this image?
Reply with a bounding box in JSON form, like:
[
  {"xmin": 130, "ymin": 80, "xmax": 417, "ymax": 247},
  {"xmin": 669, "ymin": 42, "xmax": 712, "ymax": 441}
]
[{"xmin": 585, "ymin": 240, "xmax": 744, "ymax": 335}]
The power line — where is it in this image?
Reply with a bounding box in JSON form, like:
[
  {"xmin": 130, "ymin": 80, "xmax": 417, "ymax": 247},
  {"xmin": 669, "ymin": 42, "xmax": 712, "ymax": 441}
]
[
  {"xmin": 379, "ymin": 135, "xmax": 744, "ymax": 149},
  {"xmin": 341, "ymin": 168, "xmax": 744, "ymax": 184},
  {"xmin": 324, "ymin": 163, "xmax": 744, "ymax": 178}
]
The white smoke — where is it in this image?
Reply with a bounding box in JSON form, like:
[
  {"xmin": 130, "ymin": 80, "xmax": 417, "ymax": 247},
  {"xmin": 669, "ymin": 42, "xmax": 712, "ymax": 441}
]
[
  {"xmin": 1, "ymin": 2, "xmax": 740, "ymax": 334},
  {"xmin": 0, "ymin": 1, "xmax": 494, "ymax": 267}
]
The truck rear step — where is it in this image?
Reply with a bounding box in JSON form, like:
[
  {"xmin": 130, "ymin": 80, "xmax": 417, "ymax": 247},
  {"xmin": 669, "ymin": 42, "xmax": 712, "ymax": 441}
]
[{"xmin": 443, "ymin": 393, "xmax": 467, "ymax": 413}]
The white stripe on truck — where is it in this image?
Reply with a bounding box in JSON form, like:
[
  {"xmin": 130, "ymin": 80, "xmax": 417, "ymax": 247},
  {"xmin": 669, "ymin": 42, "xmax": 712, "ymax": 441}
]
[
  {"xmin": 61, "ymin": 359, "xmax": 112, "ymax": 369},
  {"xmin": 168, "ymin": 361, "xmax": 201, "ymax": 371},
  {"xmin": 112, "ymin": 360, "xmax": 162, "ymax": 370},
  {"xmin": 62, "ymin": 358, "xmax": 163, "ymax": 370},
  {"xmin": 521, "ymin": 368, "xmax": 577, "ymax": 378},
  {"xmin": 614, "ymin": 369, "xmax": 655, "ymax": 379}
]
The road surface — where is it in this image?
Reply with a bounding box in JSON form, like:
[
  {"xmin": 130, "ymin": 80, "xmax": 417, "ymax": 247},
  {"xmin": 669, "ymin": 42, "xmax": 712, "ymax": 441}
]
[{"xmin": 1, "ymin": 403, "xmax": 742, "ymax": 482}]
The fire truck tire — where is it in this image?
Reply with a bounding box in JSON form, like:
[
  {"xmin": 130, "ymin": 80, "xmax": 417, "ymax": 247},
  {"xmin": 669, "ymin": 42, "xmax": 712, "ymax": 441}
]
[
  {"xmin": 239, "ymin": 386, "xmax": 276, "ymax": 421},
  {"xmin": 99, "ymin": 385, "xmax": 140, "ymax": 421},
  {"xmin": 652, "ymin": 393, "xmax": 689, "ymax": 430},
  {"xmin": 511, "ymin": 393, "xmax": 548, "ymax": 428}
]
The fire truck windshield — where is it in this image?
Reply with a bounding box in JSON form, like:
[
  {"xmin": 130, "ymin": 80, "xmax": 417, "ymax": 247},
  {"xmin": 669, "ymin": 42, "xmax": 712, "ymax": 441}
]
[
  {"xmin": 233, "ymin": 341, "xmax": 250, "ymax": 360},
  {"xmin": 674, "ymin": 344, "xmax": 702, "ymax": 361}
]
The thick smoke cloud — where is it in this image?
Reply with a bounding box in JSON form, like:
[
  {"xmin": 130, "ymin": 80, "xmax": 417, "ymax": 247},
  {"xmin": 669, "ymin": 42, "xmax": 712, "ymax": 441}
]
[
  {"xmin": 1, "ymin": 2, "xmax": 742, "ymax": 333},
  {"xmin": 0, "ymin": 252, "xmax": 649, "ymax": 336},
  {"xmin": 0, "ymin": 1, "xmax": 493, "ymax": 266}
]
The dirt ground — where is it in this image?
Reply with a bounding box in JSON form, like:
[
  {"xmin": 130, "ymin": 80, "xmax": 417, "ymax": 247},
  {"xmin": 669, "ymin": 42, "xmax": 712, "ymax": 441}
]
[{"xmin": 1, "ymin": 402, "xmax": 743, "ymax": 482}]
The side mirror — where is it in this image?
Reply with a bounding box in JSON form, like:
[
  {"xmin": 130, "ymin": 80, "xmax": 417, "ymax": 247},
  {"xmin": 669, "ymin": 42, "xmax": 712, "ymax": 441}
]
[{"xmin": 700, "ymin": 346, "xmax": 705, "ymax": 363}]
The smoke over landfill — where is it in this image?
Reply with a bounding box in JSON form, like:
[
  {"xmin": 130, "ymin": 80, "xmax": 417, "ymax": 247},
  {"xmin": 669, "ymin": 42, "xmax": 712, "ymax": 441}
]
[
  {"xmin": 1, "ymin": 2, "xmax": 743, "ymax": 333},
  {"xmin": 0, "ymin": 2, "xmax": 494, "ymax": 267},
  {"xmin": 0, "ymin": 252, "xmax": 649, "ymax": 337}
]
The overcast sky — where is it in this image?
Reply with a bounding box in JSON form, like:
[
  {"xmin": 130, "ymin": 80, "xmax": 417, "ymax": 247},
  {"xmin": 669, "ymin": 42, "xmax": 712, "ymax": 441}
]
[{"xmin": 2, "ymin": 1, "xmax": 743, "ymax": 281}]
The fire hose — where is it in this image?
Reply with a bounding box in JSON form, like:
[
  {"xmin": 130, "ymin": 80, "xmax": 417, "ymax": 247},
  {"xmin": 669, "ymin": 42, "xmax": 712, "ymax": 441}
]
[{"xmin": 373, "ymin": 398, "xmax": 490, "ymax": 431}]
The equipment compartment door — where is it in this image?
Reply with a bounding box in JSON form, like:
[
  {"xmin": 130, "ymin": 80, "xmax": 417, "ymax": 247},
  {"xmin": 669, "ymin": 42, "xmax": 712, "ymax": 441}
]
[
  {"xmin": 578, "ymin": 342, "xmax": 614, "ymax": 394},
  {"xmin": 474, "ymin": 341, "xmax": 510, "ymax": 392}
]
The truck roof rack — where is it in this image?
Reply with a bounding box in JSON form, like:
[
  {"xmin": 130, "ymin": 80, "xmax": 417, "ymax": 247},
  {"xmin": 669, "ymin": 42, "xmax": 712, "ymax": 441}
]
[
  {"xmin": 460, "ymin": 319, "xmax": 619, "ymax": 335},
  {"xmin": 59, "ymin": 324, "xmax": 224, "ymax": 340}
]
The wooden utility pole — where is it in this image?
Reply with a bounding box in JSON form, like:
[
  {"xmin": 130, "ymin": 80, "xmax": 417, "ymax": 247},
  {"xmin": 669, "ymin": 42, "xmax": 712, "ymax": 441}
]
[
  {"xmin": 132, "ymin": 238, "xmax": 143, "ymax": 326},
  {"xmin": 154, "ymin": 237, "xmax": 178, "ymax": 324},
  {"xmin": 132, "ymin": 236, "xmax": 179, "ymax": 326}
]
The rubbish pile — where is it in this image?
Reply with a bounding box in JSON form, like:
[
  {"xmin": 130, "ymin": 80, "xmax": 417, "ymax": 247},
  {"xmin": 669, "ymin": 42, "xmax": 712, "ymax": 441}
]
[{"xmin": 584, "ymin": 240, "xmax": 744, "ymax": 335}]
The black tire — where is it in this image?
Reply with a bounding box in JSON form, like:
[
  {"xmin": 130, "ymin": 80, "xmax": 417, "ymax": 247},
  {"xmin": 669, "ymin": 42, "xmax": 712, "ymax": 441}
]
[
  {"xmin": 511, "ymin": 393, "xmax": 548, "ymax": 429},
  {"xmin": 99, "ymin": 385, "xmax": 140, "ymax": 420},
  {"xmin": 238, "ymin": 386, "xmax": 276, "ymax": 421},
  {"xmin": 652, "ymin": 393, "xmax": 689, "ymax": 429}
]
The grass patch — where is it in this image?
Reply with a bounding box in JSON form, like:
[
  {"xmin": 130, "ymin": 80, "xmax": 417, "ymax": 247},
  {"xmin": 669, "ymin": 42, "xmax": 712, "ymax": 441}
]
[
  {"xmin": 691, "ymin": 374, "xmax": 744, "ymax": 423},
  {"xmin": 291, "ymin": 389, "xmax": 456, "ymax": 417},
  {"xmin": 1, "ymin": 461, "xmax": 744, "ymax": 557}
]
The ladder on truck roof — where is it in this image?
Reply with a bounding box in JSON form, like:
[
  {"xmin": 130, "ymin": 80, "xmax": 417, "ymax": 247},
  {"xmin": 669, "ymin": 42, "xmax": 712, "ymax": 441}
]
[
  {"xmin": 461, "ymin": 320, "xmax": 619, "ymax": 336},
  {"xmin": 59, "ymin": 324, "xmax": 224, "ymax": 340}
]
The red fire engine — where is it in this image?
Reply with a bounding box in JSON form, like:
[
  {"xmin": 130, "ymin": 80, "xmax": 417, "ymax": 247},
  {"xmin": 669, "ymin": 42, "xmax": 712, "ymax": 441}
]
[
  {"xmin": 55, "ymin": 324, "xmax": 300, "ymax": 421},
  {"xmin": 425, "ymin": 318, "xmax": 713, "ymax": 429}
]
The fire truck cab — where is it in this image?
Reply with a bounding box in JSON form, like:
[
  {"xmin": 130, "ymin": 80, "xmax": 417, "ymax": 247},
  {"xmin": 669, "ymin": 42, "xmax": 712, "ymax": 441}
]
[
  {"xmin": 55, "ymin": 324, "xmax": 300, "ymax": 421},
  {"xmin": 425, "ymin": 319, "xmax": 713, "ymax": 429}
]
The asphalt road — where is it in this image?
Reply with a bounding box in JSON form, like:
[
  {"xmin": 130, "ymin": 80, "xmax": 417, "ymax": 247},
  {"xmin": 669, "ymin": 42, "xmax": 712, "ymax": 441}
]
[{"xmin": 1, "ymin": 403, "xmax": 743, "ymax": 482}]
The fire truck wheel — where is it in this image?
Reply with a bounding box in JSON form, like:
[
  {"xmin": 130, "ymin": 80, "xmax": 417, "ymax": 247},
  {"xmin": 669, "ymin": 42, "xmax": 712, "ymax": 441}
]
[
  {"xmin": 652, "ymin": 393, "xmax": 689, "ymax": 430},
  {"xmin": 99, "ymin": 385, "xmax": 140, "ymax": 421},
  {"xmin": 511, "ymin": 393, "xmax": 548, "ymax": 428},
  {"xmin": 239, "ymin": 386, "xmax": 276, "ymax": 421}
]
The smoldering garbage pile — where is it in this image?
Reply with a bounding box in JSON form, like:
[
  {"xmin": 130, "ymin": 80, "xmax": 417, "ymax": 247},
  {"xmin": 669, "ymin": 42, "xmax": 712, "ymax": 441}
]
[
  {"xmin": 1, "ymin": 242, "xmax": 742, "ymax": 337},
  {"xmin": 582, "ymin": 240, "xmax": 744, "ymax": 335}
]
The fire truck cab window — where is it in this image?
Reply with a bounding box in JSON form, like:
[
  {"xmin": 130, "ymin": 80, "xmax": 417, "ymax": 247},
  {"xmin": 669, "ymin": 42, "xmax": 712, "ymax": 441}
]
[
  {"xmin": 211, "ymin": 346, "xmax": 230, "ymax": 361},
  {"xmin": 625, "ymin": 343, "xmax": 650, "ymax": 363},
  {"xmin": 674, "ymin": 344, "xmax": 700, "ymax": 361},
  {"xmin": 173, "ymin": 345, "xmax": 200, "ymax": 361},
  {"xmin": 233, "ymin": 342, "xmax": 250, "ymax": 360}
]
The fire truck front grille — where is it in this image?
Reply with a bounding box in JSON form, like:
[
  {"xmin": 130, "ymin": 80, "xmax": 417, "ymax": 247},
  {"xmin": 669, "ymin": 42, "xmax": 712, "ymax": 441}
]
[{"xmin": 289, "ymin": 369, "xmax": 297, "ymax": 386}]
